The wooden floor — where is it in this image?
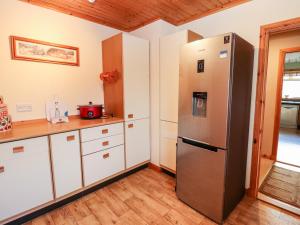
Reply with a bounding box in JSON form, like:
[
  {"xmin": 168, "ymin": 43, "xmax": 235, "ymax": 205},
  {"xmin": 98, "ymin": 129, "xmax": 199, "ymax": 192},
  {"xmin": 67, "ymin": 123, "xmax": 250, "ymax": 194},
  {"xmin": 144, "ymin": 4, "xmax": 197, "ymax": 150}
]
[{"xmin": 24, "ymin": 168, "xmax": 300, "ymax": 225}]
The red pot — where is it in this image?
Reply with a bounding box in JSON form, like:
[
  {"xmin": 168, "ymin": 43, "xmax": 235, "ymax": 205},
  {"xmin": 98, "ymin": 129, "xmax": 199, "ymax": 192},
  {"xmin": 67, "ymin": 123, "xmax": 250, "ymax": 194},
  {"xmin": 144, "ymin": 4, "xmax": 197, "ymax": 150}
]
[{"xmin": 78, "ymin": 102, "xmax": 103, "ymax": 119}]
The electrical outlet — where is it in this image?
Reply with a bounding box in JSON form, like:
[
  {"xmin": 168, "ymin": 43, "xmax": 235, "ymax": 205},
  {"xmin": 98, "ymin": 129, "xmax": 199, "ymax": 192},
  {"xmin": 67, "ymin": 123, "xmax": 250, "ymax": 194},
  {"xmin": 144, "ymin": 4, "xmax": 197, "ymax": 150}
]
[{"xmin": 16, "ymin": 104, "xmax": 32, "ymax": 112}]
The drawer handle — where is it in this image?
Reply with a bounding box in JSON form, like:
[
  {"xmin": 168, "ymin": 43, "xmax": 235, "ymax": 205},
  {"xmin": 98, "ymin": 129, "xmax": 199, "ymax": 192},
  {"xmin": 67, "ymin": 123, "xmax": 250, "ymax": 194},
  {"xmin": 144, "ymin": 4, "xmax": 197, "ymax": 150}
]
[
  {"xmin": 13, "ymin": 146, "xmax": 24, "ymax": 153},
  {"xmin": 128, "ymin": 123, "xmax": 134, "ymax": 128},
  {"xmin": 128, "ymin": 114, "xmax": 134, "ymax": 119},
  {"xmin": 102, "ymin": 141, "xmax": 109, "ymax": 146},
  {"xmin": 103, "ymin": 153, "xmax": 110, "ymax": 159},
  {"xmin": 66, "ymin": 135, "xmax": 75, "ymax": 142},
  {"xmin": 0, "ymin": 166, "xmax": 4, "ymax": 173},
  {"xmin": 102, "ymin": 129, "xmax": 109, "ymax": 134}
]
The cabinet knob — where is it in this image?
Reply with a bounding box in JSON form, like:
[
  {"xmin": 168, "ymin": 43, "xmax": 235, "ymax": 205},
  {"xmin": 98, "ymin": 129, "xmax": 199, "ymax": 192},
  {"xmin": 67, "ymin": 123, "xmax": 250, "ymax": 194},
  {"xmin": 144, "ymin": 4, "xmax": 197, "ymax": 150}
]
[
  {"xmin": 102, "ymin": 141, "xmax": 109, "ymax": 146},
  {"xmin": 103, "ymin": 153, "xmax": 110, "ymax": 159},
  {"xmin": 13, "ymin": 146, "xmax": 24, "ymax": 154},
  {"xmin": 0, "ymin": 166, "xmax": 4, "ymax": 173},
  {"xmin": 128, "ymin": 124, "xmax": 134, "ymax": 128},
  {"xmin": 128, "ymin": 114, "xmax": 134, "ymax": 119},
  {"xmin": 102, "ymin": 129, "xmax": 109, "ymax": 134},
  {"xmin": 66, "ymin": 135, "xmax": 75, "ymax": 142}
]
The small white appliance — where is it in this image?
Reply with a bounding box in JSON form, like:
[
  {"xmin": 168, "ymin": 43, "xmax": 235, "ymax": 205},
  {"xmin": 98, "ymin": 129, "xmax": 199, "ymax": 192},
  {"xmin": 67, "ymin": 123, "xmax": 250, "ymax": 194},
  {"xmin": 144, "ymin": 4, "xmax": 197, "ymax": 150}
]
[{"xmin": 46, "ymin": 99, "xmax": 69, "ymax": 124}]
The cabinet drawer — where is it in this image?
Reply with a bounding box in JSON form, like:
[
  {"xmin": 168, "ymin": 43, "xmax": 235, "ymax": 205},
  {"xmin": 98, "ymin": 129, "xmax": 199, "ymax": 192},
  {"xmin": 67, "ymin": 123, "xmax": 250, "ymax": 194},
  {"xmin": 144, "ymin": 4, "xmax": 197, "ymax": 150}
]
[
  {"xmin": 0, "ymin": 137, "xmax": 50, "ymax": 161},
  {"xmin": 81, "ymin": 134, "xmax": 124, "ymax": 156},
  {"xmin": 0, "ymin": 136, "xmax": 53, "ymax": 221},
  {"xmin": 83, "ymin": 145, "xmax": 125, "ymax": 186},
  {"xmin": 81, "ymin": 123, "xmax": 123, "ymax": 142},
  {"xmin": 50, "ymin": 131, "xmax": 82, "ymax": 198}
]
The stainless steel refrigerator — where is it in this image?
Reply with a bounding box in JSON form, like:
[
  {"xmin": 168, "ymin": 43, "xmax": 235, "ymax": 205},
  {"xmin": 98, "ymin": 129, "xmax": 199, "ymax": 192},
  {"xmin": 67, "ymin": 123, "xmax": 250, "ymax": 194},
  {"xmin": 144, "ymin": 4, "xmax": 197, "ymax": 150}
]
[{"xmin": 176, "ymin": 33, "xmax": 254, "ymax": 224}]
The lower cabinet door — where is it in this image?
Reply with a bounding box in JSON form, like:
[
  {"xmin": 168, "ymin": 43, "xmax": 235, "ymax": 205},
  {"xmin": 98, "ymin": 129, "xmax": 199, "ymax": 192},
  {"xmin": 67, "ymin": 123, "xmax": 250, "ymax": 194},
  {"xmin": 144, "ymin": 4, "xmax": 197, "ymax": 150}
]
[
  {"xmin": 125, "ymin": 118, "xmax": 150, "ymax": 169},
  {"xmin": 50, "ymin": 131, "xmax": 82, "ymax": 198},
  {"xmin": 160, "ymin": 121, "xmax": 178, "ymax": 172},
  {"xmin": 0, "ymin": 137, "xmax": 53, "ymax": 221},
  {"xmin": 83, "ymin": 145, "xmax": 125, "ymax": 186}
]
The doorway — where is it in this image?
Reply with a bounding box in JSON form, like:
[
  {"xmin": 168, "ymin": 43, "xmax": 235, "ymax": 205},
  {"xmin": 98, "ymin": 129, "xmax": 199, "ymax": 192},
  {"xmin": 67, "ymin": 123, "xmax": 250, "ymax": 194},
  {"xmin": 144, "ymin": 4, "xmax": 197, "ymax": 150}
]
[
  {"xmin": 275, "ymin": 49, "xmax": 300, "ymax": 167},
  {"xmin": 254, "ymin": 28, "xmax": 300, "ymax": 214},
  {"xmin": 249, "ymin": 17, "xmax": 300, "ymax": 199}
]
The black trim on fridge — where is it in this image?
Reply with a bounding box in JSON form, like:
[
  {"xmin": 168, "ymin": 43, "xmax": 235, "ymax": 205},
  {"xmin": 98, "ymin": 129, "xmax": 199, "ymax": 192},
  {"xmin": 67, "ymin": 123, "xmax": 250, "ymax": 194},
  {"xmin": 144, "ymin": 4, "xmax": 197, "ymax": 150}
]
[{"xmin": 181, "ymin": 137, "xmax": 218, "ymax": 152}]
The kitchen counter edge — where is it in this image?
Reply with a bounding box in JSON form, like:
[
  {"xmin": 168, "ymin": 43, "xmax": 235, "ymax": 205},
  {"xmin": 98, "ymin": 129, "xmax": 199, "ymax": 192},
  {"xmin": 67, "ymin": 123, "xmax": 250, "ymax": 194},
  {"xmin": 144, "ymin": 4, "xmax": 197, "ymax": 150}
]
[{"xmin": 0, "ymin": 116, "xmax": 124, "ymax": 144}]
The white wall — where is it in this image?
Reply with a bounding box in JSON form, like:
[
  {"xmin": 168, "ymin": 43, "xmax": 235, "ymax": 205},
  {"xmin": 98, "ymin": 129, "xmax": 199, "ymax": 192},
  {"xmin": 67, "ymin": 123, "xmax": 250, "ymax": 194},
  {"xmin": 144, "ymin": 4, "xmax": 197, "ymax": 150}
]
[
  {"xmin": 131, "ymin": 0, "xmax": 300, "ymax": 188},
  {"xmin": 0, "ymin": 0, "xmax": 120, "ymax": 121}
]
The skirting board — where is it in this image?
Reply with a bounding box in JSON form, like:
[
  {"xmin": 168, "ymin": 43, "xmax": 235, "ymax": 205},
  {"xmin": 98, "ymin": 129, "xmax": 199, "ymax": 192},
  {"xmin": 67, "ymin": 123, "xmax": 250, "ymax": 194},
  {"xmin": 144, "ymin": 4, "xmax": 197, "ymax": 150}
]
[{"xmin": 2, "ymin": 163, "xmax": 148, "ymax": 225}]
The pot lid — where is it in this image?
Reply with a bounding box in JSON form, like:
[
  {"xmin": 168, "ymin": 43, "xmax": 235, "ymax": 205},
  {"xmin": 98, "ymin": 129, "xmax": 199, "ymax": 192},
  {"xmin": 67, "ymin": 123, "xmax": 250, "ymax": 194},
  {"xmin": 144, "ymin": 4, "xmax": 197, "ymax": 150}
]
[{"xmin": 78, "ymin": 102, "xmax": 102, "ymax": 107}]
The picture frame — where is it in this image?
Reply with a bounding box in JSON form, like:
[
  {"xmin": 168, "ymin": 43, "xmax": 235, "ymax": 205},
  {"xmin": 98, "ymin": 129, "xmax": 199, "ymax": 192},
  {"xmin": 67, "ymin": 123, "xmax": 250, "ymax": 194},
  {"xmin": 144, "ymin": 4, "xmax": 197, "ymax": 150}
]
[{"xmin": 10, "ymin": 36, "xmax": 80, "ymax": 66}]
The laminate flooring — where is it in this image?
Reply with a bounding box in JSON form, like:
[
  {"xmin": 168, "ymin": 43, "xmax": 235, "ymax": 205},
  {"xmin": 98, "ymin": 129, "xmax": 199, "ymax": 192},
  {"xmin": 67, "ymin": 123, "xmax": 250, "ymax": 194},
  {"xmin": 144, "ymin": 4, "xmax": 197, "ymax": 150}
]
[{"xmin": 24, "ymin": 168, "xmax": 300, "ymax": 225}]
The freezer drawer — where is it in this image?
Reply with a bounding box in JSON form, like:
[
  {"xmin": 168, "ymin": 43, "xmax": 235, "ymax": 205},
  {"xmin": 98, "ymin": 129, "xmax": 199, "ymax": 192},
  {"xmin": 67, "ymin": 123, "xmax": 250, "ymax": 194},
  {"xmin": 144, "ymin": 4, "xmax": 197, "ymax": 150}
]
[{"xmin": 176, "ymin": 137, "xmax": 226, "ymax": 223}]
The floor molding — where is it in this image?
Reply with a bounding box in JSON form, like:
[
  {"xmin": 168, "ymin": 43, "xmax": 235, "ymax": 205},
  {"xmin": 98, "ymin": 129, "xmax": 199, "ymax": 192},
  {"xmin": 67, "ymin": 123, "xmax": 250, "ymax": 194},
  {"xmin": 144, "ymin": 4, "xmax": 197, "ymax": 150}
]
[{"xmin": 148, "ymin": 162, "xmax": 162, "ymax": 173}]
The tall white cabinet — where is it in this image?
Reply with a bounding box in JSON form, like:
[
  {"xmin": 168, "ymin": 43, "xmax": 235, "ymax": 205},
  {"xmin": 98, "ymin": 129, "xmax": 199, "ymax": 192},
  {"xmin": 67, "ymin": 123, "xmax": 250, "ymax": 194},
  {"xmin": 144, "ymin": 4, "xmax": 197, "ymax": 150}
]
[
  {"xmin": 159, "ymin": 30, "xmax": 202, "ymax": 173},
  {"xmin": 103, "ymin": 33, "xmax": 150, "ymax": 170}
]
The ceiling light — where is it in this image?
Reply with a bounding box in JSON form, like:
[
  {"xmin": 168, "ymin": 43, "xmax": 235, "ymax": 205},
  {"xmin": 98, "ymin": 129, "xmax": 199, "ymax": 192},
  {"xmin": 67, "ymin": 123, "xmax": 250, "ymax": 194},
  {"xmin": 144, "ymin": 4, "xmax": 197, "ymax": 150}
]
[{"xmin": 88, "ymin": 0, "xmax": 96, "ymax": 3}]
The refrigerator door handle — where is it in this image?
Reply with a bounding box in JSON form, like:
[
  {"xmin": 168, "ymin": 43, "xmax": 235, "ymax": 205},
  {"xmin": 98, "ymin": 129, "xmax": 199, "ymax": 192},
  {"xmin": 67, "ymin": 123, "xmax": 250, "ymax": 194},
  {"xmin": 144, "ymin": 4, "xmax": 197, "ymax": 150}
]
[{"xmin": 182, "ymin": 137, "xmax": 218, "ymax": 152}]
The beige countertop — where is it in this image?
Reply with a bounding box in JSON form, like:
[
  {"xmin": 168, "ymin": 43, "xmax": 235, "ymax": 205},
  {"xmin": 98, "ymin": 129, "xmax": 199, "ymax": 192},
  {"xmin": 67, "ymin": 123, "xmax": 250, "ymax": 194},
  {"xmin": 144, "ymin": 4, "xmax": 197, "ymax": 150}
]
[{"xmin": 0, "ymin": 116, "xmax": 124, "ymax": 144}]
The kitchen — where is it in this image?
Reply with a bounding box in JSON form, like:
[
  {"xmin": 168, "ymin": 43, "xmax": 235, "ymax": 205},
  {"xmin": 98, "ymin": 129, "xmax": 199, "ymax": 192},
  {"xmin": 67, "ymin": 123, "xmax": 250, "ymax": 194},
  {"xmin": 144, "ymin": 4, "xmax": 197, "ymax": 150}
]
[
  {"xmin": 1, "ymin": 0, "xmax": 300, "ymax": 225},
  {"xmin": 279, "ymin": 53, "xmax": 300, "ymax": 166}
]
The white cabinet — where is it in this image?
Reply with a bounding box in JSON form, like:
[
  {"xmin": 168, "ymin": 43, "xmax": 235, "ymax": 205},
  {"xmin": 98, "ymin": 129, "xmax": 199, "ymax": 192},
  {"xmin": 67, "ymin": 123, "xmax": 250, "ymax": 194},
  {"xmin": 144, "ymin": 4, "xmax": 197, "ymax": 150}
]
[
  {"xmin": 102, "ymin": 33, "xmax": 150, "ymax": 121},
  {"xmin": 123, "ymin": 34, "xmax": 150, "ymax": 121},
  {"xmin": 83, "ymin": 145, "xmax": 125, "ymax": 186},
  {"xmin": 125, "ymin": 118, "xmax": 150, "ymax": 169},
  {"xmin": 160, "ymin": 121, "xmax": 178, "ymax": 172},
  {"xmin": 50, "ymin": 131, "xmax": 82, "ymax": 198},
  {"xmin": 102, "ymin": 33, "xmax": 150, "ymax": 170},
  {"xmin": 160, "ymin": 30, "xmax": 202, "ymax": 122},
  {"xmin": 81, "ymin": 134, "xmax": 124, "ymax": 156},
  {"xmin": 0, "ymin": 137, "xmax": 53, "ymax": 221},
  {"xmin": 280, "ymin": 104, "xmax": 298, "ymax": 128},
  {"xmin": 81, "ymin": 122, "xmax": 125, "ymax": 186},
  {"xmin": 159, "ymin": 30, "xmax": 201, "ymax": 172},
  {"xmin": 81, "ymin": 123, "xmax": 124, "ymax": 142}
]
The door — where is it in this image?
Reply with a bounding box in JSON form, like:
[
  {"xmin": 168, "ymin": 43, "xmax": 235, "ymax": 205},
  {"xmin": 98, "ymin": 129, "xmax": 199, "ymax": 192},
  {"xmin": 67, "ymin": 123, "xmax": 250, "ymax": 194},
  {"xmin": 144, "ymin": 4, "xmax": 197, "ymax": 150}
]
[
  {"xmin": 160, "ymin": 121, "xmax": 178, "ymax": 172},
  {"xmin": 0, "ymin": 137, "xmax": 53, "ymax": 221},
  {"xmin": 176, "ymin": 137, "xmax": 226, "ymax": 223},
  {"xmin": 50, "ymin": 131, "xmax": 82, "ymax": 198},
  {"xmin": 178, "ymin": 34, "xmax": 232, "ymax": 149},
  {"xmin": 125, "ymin": 118, "xmax": 150, "ymax": 168},
  {"xmin": 123, "ymin": 33, "xmax": 150, "ymax": 121}
]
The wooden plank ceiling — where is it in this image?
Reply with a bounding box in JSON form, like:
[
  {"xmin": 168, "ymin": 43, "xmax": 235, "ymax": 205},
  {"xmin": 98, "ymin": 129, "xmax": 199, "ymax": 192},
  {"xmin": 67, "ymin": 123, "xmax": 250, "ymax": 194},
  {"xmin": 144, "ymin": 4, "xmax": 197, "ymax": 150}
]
[{"xmin": 21, "ymin": 0, "xmax": 249, "ymax": 31}]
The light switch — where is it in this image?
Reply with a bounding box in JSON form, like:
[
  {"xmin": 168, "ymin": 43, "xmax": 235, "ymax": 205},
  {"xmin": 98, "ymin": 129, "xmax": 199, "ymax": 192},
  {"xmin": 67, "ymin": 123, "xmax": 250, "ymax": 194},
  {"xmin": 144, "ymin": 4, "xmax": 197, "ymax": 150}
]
[{"xmin": 16, "ymin": 104, "xmax": 32, "ymax": 112}]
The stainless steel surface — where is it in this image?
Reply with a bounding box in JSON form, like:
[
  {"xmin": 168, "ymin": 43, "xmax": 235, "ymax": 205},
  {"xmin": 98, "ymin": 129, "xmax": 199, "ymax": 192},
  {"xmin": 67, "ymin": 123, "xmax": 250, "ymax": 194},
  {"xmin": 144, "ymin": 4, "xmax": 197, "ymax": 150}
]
[
  {"xmin": 176, "ymin": 33, "xmax": 255, "ymax": 223},
  {"xmin": 176, "ymin": 137, "xmax": 226, "ymax": 223},
  {"xmin": 178, "ymin": 34, "xmax": 232, "ymax": 149}
]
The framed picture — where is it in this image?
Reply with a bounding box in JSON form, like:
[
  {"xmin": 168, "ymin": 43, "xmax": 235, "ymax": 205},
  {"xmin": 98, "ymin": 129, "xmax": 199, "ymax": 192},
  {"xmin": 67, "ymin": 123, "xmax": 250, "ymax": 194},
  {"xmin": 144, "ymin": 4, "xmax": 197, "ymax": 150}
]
[{"xmin": 10, "ymin": 36, "xmax": 80, "ymax": 66}]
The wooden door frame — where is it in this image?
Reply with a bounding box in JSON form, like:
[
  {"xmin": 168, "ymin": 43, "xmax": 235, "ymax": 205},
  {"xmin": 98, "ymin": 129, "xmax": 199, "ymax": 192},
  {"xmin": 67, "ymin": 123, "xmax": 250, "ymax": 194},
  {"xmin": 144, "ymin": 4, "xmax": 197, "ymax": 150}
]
[
  {"xmin": 248, "ymin": 17, "xmax": 300, "ymax": 198},
  {"xmin": 271, "ymin": 47, "xmax": 300, "ymax": 161}
]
